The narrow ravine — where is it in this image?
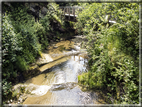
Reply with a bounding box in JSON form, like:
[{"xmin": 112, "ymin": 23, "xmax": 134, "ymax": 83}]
[
  {"xmin": 3, "ymin": 2, "xmax": 139, "ymax": 105},
  {"xmin": 11, "ymin": 37, "xmax": 106, "ymax": 105}
]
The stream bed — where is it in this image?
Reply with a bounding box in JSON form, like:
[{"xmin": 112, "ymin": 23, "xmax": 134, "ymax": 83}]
[{"xmin": 10, "ymin": 39, "xmax": 106, "ymax": 106}]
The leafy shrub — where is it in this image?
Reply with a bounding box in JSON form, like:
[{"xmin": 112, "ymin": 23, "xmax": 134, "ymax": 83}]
[
  {"xmin": 38, "ymin": 3, "xmax": 64, "ymax": 49},
  {"xmin": 2, "ymin": 79, "xmax": 12, "ymax": 101},
  {"xmin": 15, "ymin": 56, "xmax": 29, "ymax": 72},
  {"xmin": 77, "ymin": 3, "xmax": 139, "ymax": 104},
  {"xmin": 2, "ymin": 3, "xmax": 65, "ymax": 103},
  {"xmin": 2, "ymin": 13, "xmax": 22, "ymax": 64},
  {"xmin": 2, "ymin": 5, "xmax": 42, "ymax": 102},
  {"xmin": 9, "ymin": 6, "xmax": 41, "ymax": 56},
  {"xmin": 2, "ymin": 13, "xmax": 22, "ymax": 83}
]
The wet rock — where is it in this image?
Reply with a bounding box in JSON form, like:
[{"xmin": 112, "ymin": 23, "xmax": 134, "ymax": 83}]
[
  {"xmin": 29, "ymin": 65, "xmax": 38, "ymax": 70},
  {"xmin": 18, "ymin": 96, "xmax": 23, "ymax": 103},
  {"xmin": 13, "ymin": 84, "xmax": 24, "ymax": 92},
  {"xmin": 65, "ymin": 48, "xmax": 72, "ymax": 51},
  {"xmin": 74, "ymin": 45, "xmax": 80, "ymax": 50},
  {"xmin": 12, "ymin": 83, "xmax": 52, "ymax": 104},
  {"xmin": 78, "ymin": 91, "xmax": 92, "ymax": 104},
  {"xmin": 37, "ymin": 53, "xmax": 53, "ymax": 65},
  {"xmin": 66, "ymin": 82, "xmax": 77, "ymax": 90},
  {"xmin": 50, "ymin": 84, "xmax": 66, "ymax": 91},
  {"xmin": 55, "ymin": 71, "xmax": 66, "ymax": 84},
  {"xmin": 50, "ymin": 82, "xmax": 77, "ymax": 91},
  {"xmin": 22, "ymin": 64, "xmax": 41, "ymax": 80},
  {"xmin": 64, "ymin": 51, "xmax": 80, "ymax": 56},
  {"xmin": 10, "ymin": 99, "xmax": 12, "ymax": 103},
  {"xmin": 30, "ymin": 85, "xmax": 50, "ymax": 96},
  {"xmin": 53, "ymin": 46, "xmax": 58, "ymax": 49},
  {"xmin": 60, "ymin": 38, "xmax": 63, "ymax": 41}
]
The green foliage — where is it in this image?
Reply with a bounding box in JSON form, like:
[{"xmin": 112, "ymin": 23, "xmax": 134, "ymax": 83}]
[
  {"xmin": 2, "ymin": 13, "xmax": 22, "ymax": 85},
  {"xmin": 2, "ymin": 4, "xmax": 42, "ymax": 102},
  {"xmin": 12, "ymin": 89, "xmax": 19, "ymax": 99},
  {"xmin": 40, "ymin": 3, "xmax": 63, "ymax": 29},
  {"xmin": 20, "ymin": 86, "xmax": 26, "ymax": 93},
  {"xmin": 78, "ymin": 71, "xmax": 104, "ymax": 89},
  {"xmin": 2, "ymin": 13, "xmax": 22, "ymax": 64},
  {"xmin": 15, "ymin": 56, "xmax": 29, "ymax": 72},
  {"xmin": 39, "ymin": 3, "xmax": 63, "ymax": 49},
  {"xmin": 2, "ymin": 3, "xmax": 65, "ymax": 103},
  {"xmin": 2, "ymin": 6, "xmax": 41, "ymax": 73},
  {"xmin": 9, "ymin": 6, "xmax": 41, "ymax": 56},
  {"xmin": 77, "ymin": 3, "xmax": 139, "ymax": 104},
  {"xmin": 2, "ymin": 79, "xmax": 12, "ymax": 100}
]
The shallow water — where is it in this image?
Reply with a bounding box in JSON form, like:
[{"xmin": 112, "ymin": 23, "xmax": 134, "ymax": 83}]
[
  {"xmin": 24, "ymin": 54, "xmax": 90, "ymax": 104},
  {"xmin": 19, "ymin": 40, "xmax": 105, "ymax": 105}
]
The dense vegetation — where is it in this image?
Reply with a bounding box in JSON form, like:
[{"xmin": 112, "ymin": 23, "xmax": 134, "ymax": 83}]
[
  {"xmin": 2, "ymin": 2, "xmax": 67, "ymax": 103},
  {"xmin": 76, "ymin": 3, "xmax": 139, "ymax": 104},
  {"xmin": 2, "ymin": 2, "xmax": 140, "ymax": 105}
]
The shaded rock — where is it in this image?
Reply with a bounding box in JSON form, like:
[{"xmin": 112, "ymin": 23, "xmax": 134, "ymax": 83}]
[
  {"xmin": 18, "ymin": 72, "xmax": 24, "ymax": 83},
  {"xmin": 23, "ymin": 65, "xmax": 40, "ymax": 80}
]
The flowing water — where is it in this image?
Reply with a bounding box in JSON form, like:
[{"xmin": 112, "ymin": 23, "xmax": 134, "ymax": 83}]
[{"xmin": 12, "ymin": 40, "xmax": 106, "ymax": 105}]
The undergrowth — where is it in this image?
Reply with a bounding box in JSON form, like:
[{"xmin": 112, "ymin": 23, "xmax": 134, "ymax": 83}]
[
  {"xmin": 2, "ymin": 2, "xmax": 64, "ymax": 104},
  {"xmin": 77, "ymin": 3, "xmax": 139, "ymax": 104}
]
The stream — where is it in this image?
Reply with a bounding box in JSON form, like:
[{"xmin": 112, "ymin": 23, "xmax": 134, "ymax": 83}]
[{"xmin": 11, "ymin": 38, "xmax": 106, "ymax": 105}]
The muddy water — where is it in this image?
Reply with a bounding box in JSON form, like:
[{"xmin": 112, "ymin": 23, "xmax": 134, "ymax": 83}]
[{"xmin": 20, "ymin": 40, "xmax": 104, "ymax": 105}]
